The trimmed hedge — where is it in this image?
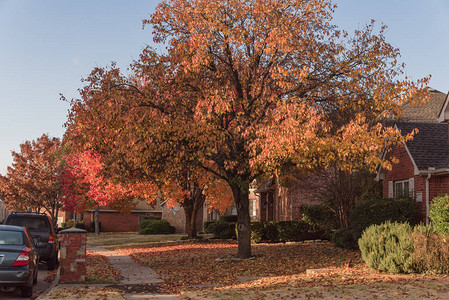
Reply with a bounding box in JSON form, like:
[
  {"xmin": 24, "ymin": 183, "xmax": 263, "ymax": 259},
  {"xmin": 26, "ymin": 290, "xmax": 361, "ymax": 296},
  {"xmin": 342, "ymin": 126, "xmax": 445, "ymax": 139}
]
[
  {"xmin": 210, "ymin": 221, "xmax": 236, "ymax": 239},
  {"xmin": 203, "ymin": 220, "xmax": 218, "ymax": 234},
  {"xmin": 359, "ymin": 221, "xmax": 414, "ymax": 273},
  {"xmin": 234, "ymin": 220, "xmax": 316, "ymax": 243},
  {"xmin": 219, "ymin": 215, "xmax": 238, "ymax": 223},
  {"xmin": 139, "ymin": 219, "xmax": 176, "ymax": 235},
  {"xmin": 331, "ymin": 228, "xmax": 357, "ymax": 250},
  {"xmin": 301, "ymin": 204, "xmax": 337, "ymax": 232},
  {"xmin": 350, "ymin": 197, "xmax": 420, "ymax": 240}
]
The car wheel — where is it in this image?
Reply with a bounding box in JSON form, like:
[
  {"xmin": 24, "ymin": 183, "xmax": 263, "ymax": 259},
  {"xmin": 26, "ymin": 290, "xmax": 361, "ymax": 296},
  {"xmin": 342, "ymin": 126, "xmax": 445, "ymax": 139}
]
[
  {"xmin": 21, "ymin": 285, "xmax": 33, "ymax": 298},
  {"xmin": 33, "ymin": 268, "xmax": 38, "ymax": 285},
  {"xmin": 47, "ymin": 255, "xmax": 57, "ymax": 270}
]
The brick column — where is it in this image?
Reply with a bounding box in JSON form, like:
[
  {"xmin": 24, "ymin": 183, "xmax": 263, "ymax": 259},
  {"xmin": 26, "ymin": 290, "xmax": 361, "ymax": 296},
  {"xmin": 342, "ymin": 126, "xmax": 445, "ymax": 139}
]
[{"xmin": 59, "ymin": 227, "xmax": 87, "ymax": 283}]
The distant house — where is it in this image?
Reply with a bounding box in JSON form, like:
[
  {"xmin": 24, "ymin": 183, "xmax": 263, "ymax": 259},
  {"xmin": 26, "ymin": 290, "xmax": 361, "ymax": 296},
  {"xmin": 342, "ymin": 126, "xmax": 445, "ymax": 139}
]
[
  {"xmin": 376, "ymin": 88, "xmax": 449, "ymax": 223},
  {"xmin": 254, "ymin": 174, "xmax": 324, "ymax": 222}
]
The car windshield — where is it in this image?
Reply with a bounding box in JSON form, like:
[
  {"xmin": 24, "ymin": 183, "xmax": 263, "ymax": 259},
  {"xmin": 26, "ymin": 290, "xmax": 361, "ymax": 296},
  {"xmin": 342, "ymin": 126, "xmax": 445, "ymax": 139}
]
[
  {"xmin": 8, "ymin": 217, "xmax": 48, "ymax": 230},
  {"xmin": 0, "ymin": 231, "xmax": 24, "ymax": 245}
]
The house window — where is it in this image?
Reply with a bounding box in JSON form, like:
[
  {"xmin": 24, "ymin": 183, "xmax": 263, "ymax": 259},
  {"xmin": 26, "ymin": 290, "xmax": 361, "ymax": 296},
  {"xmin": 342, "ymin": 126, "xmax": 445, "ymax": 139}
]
[{"xmin": 395, "ymin": 180, "xmax": 410, "ymax": 197}]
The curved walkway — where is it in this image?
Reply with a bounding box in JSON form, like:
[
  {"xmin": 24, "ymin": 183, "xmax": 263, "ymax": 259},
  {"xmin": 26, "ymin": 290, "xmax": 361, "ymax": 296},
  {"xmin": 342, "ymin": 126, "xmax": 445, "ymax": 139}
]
[{"xmin": 87, "ymin": 245, "xmax": 179, "ymax": 300}]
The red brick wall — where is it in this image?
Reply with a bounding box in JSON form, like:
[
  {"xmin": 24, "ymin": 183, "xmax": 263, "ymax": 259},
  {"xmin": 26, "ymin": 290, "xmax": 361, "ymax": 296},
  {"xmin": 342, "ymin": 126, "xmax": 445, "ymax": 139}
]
[{"xmin": 83, "ymin": 211, "xmax": 140, "ymax": 232}]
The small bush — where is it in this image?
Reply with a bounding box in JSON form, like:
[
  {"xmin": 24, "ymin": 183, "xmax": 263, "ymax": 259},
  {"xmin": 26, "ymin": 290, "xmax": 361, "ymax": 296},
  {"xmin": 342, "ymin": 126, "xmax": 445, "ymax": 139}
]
[
  {"xmin": 350, "ymin": 197, "xmax": 420, "ymax": 240},
  {"xmin": 75, "ymin": 222, "xmax": 85, "ymax": 230},
  {"xmin": 139, "ymin": 219, "xmax": 176, "ymax": 235},
  {"xmin": 276, "ymin": 220, "xmax": 309, "ymax": 242},
  {"xmin": 412, "ymin": 224, "xmax": 449, "ymax": 274},
  {"xmin": 211, "ymin": 221, "xmax": 236, "ymax": 239},
  {"xmin": 429, "ymin": 194, "xmax": 449, "ymax": 235},
  {"xmin": 62, "ymin": 219, "xmax": 76, "ymax": 229},
  {"xmin": 358, "ymin": 221, "xmax": 414, "ymax": 273},
  {"xmin": 90, "ymin": 221, "xmax": 101, "ymax": 233},
  {"xmin": 301, "ymin": 204, "xmax": 337, "ymax": 232},
  {"xmin": 203, "ymin": 221, "xmax": 218, "ymax": 234},
  {"xmin": 332, "ymin": 228, "xmax": 357, "ymax": 249},
  {"xmin": 219, "ymin": 215, "xmax": 238, "ymax": 223}
]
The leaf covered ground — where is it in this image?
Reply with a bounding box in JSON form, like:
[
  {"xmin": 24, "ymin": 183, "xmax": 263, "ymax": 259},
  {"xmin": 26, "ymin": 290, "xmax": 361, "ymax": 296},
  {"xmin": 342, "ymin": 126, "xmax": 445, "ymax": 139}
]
[{"xmin": 116, "ymin": 240, "xmax": 449, "ymax": 299}]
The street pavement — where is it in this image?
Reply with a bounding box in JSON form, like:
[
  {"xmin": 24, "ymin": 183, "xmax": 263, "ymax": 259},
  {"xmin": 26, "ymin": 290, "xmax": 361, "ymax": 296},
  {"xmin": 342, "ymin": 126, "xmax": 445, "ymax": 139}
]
[{"xmin": 0, "ymin": 263, "xmax": 52, "ymax": 299}]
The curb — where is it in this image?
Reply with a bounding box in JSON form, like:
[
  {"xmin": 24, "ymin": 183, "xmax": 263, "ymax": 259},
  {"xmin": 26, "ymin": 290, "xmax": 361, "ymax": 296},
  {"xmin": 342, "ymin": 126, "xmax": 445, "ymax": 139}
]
[{"xmin": 35, "ymin": 267, "xmax": 60, "ymax": 300}]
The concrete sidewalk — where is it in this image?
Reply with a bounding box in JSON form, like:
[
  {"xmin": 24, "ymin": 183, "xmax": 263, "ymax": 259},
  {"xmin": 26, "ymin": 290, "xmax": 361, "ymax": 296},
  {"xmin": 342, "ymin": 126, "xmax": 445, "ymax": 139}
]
[
  {"xmin": 37, "ymin": 246, "xmax": 179, "ymax": 300},
  {"xmin": 87, "ymin": 246, "xmax": 180, "ymax": 300}
]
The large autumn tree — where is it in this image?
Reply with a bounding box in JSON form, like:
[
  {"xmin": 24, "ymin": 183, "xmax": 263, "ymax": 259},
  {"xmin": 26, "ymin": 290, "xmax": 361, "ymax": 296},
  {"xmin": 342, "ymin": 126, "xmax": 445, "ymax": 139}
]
[
  {"xmin": 67, "ymin": 0, "xmax": 427, "ymax": 258},
  {"xmin": 0, "ymin": 134, "xmax": 63, "ymax": 225}
]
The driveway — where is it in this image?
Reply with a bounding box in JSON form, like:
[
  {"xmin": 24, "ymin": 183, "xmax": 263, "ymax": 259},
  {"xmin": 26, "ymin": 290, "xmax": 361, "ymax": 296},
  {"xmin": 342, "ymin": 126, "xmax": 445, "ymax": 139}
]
[{"xmin": 0, "ymin": 263, "xmax": 53, "ymax": 299}]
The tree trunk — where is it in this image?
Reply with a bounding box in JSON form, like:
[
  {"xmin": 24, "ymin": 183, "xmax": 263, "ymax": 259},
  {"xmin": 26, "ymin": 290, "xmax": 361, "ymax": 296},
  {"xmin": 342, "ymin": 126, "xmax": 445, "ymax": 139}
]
[
  {"xmin": 182, "ymin": 187, "xmax": 206, "ymax": 239},
  {"xmin": 184, "ymin": 201, "xmax": 194, "ymax": 238},
  {"xmin": 95, "ymin": 206, "xmax": 100, "ymax": 235},
  {"xmin": 231, "ymin": 181, "xmax": 251, "ymax": 259}
]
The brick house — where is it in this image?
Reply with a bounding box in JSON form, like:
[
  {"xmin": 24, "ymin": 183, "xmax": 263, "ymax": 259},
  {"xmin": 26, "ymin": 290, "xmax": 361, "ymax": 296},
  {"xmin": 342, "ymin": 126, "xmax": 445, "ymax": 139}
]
[
  {"xmin": 376, "ymin": 88, "xmax": 449, "ymax": 224},
  {"xmin": 255, "ymin": 88, "xmax": 449, "ymax": 223},
  {"xmin": 255, "ymin": 174, "xmax": 324, "ymax": 221}
]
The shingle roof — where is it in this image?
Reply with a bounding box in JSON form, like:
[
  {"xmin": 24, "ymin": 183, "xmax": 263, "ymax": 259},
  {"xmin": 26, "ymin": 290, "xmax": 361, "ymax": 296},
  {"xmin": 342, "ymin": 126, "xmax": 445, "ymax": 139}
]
[
  {"xmin": 396, "ymin": 122, "xmax": 449, "ymax": 170},
  {"xmin": 399, "ymin": 88, "xmax": 447, "ymax": 123}
]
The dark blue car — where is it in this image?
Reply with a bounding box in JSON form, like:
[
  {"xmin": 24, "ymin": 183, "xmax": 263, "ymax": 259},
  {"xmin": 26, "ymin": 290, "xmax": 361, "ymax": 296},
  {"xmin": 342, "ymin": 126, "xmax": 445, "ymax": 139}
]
[{"xmin": 0, "ymin": 225, "xmax": 39, "ymax": 298}]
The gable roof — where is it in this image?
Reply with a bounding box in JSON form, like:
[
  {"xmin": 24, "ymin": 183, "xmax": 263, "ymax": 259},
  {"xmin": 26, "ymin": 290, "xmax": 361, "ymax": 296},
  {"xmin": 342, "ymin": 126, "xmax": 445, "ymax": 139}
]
[
  {"xmin": 399, "ymin": 88, "xmax": 447, "ymax": 123},
  {"xmin": 396, "ymin": 122, "xmax": 449, "ymax": 170}
]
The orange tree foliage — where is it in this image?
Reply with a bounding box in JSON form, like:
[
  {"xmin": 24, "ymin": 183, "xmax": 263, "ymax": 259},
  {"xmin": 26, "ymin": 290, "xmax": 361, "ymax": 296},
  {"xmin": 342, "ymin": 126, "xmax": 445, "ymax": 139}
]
[
  {"xmin": 0, "ymin": 134, "xmax": 63, "ymax": 224},
  {"xmin": 67, "ymin": 0, "xmax": 427, "ymax": 257}
]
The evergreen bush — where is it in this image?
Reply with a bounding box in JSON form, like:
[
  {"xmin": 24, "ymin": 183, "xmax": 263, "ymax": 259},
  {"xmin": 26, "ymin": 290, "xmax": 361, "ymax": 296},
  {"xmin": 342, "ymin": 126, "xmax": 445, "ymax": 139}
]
[
  {"xmin": 203, "ymin": 220, "xmax": 217, "ymax": 234},
  {"xmin": 301, "ymin": 204, "xmax": 337, "ymax": 232},
  {"xmin": 429, "ymin": 194, "xmax": 449, "ymax": 235},
  {"xmin": 350, "ymin": 197, "xmax": 420, "ymax": 240},
  {"xmin": 211, "ymin": 221, "xmax": 236, "ymax": 239},
  {"xmin": 250, "ymin": 221, "xmax": 264, "ymax": 243},
  {"xmin": 139, "ymin": 219, "xmax": 175, "ymax": 235},
  {"xmin": 75, "ymin": 221, "xmax": 85, "ymax": 230},
  {"xmin": 358, "ymin": 221, "xmax": 414, "ymax": 273},
  {"xmin": 331, "ymin": 228, "xmax": 358, "ymax": 249}
]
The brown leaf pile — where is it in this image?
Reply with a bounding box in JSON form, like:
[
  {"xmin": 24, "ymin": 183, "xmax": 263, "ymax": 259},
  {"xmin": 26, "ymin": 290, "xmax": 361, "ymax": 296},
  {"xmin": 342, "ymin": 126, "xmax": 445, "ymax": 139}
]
[{"xmin": 86, "ymin": 251, "xmax": 121, "ymax": 284}]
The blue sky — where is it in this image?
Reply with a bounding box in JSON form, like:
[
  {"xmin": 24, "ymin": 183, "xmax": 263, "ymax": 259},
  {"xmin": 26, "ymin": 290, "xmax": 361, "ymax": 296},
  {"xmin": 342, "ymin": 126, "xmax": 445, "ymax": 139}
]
[{"xmin": 1, "ymin": 0, "xmax": 448, "ymax": 175}]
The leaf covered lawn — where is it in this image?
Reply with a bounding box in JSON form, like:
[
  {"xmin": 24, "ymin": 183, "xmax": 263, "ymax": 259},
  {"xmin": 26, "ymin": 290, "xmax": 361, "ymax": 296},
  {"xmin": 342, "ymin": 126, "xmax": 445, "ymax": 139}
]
[{"xmin": 118, "ymin": 241, "xmax": 363, "ymax": 294}]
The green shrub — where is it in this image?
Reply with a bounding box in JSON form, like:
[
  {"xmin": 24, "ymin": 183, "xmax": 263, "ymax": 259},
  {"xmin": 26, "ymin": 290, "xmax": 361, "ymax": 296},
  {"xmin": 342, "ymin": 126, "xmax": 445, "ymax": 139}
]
[
  {"xmin": 350, "ymin": 197, "xmax": 420, "ymax": 240},
  {"xmin": 276, "ymin": 220, "xmax": 309, "ymax": 242},
  {"xmin": 203, "ymin": 221, "xmax": 218, "ymax": 234},
  {"xmin": 62, "ymin": 219, "xmax": 76, "ymax": 229},
  {"xmin": 301, "ymin": 204, "xmax": 337, "ymax": 232},
  {"xmin": 412, "ymin": 224, "xmax": 449, "ymax": 274},
  {"xmin": 359, "ymin": 221, "xmax": 414, "ymax": 273},
  {"xmin": 250, "ymin": 222, "xmax": 264, "ymax": 243},
  {"xmin": 75, "ymin": 222, "xmax": 85, "ymax": 230},
  {"xmin": 211, "ymin": 221, "xmax": 236, "ymax": 239},
  {"xmin": 139, "ymin": 219, "xmax": 176, "ymax": 235},
  {"xmin": 90, "ymin": 221, "xmax": 101, "ymax": 233},
  {"xmin": 235, "ymin": 220, "xmax": 311, "ymax": 243},
  {"xmin": 264, "ymin": 222, "xmax": 279, "ymax": 242},
  {"xmin": 331, "ymin": 228, "xmax": 358, "ymax": 249},
  {"xmin": 429, "ymin": 194, "xmax": 449, "ymax": 235},
  {"xmin": 219, "ymin": 215, "xmax": 238, "ymax": 223}
]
